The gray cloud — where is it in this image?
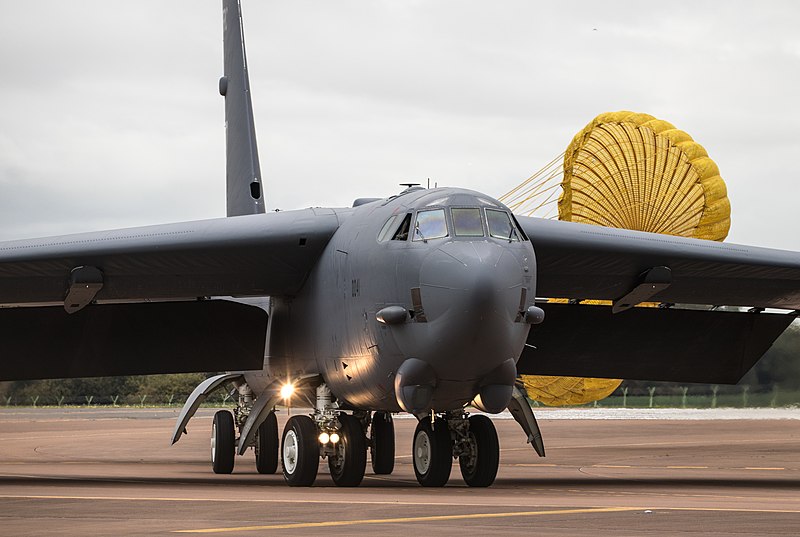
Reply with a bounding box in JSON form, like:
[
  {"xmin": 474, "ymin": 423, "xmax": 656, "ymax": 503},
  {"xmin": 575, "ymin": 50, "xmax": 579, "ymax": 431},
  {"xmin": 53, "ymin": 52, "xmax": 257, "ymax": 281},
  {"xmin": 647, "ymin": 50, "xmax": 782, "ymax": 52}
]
[{"xmin": 0, "ymin": 0, "xmax": 798, "ymax": 249}]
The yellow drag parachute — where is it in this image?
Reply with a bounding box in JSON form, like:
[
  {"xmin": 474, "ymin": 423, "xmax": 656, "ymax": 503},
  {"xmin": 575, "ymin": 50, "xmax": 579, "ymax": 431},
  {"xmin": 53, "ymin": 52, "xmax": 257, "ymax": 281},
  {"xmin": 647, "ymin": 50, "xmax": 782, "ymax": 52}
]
[
  {"xmin": 507, "ymin": 111, "xmax": 731, "ymax": 406},
  {"xmin": 559, "ymin": 111, "xmax": 730, "ymax": 240}
]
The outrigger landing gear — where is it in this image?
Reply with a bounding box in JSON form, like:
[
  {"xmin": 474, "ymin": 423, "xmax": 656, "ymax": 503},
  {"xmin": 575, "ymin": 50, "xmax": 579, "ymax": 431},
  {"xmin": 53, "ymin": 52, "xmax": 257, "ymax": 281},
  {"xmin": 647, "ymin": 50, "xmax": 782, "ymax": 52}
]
[{"xmin": 411, "ymin": 411, "xmax": 501, "ymax": 487}]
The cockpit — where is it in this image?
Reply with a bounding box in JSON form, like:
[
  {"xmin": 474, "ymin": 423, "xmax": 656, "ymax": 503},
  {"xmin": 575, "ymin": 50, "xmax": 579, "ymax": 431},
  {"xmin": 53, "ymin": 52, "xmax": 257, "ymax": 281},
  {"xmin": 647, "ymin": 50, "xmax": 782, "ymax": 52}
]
[{"xmin": 378, "ymin": 205, "xmax": 526, "ymax": 243}]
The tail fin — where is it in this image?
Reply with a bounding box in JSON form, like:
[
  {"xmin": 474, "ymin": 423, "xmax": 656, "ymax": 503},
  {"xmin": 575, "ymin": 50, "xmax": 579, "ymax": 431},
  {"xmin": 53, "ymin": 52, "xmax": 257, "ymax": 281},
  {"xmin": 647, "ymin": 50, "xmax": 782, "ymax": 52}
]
[{"xmin": 221, "ymin": 0, "xmax": 265, "ymax": 216}]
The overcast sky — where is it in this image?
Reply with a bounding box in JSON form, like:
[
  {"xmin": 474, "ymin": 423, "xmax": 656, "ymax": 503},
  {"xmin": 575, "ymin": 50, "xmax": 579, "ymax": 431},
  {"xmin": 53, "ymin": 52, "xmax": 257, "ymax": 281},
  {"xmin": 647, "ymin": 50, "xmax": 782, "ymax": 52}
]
[{"xmin": 1, "ymin": 1, "xmax": 798, "ymax": 249}]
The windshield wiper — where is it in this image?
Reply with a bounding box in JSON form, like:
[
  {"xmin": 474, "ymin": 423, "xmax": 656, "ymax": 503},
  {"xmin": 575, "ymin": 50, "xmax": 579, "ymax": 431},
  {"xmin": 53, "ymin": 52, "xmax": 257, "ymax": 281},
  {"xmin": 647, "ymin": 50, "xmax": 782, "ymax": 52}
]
[{"xmin": 414, "ymin": 223, "xmax": 428, "ymax": 243}]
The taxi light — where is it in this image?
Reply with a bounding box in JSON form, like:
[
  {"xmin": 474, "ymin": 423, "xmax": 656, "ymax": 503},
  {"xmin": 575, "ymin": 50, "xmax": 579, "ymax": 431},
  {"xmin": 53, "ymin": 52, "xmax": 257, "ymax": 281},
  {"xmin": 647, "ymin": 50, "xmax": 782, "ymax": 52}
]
[
  {"xmin": 280, "ymin": 383, "xmax": 295, "ymax": 400},
  {"xmin": 330, "ymin": 432, "xmax": 340, "ymax": 444},
  {"xmin": 319, "ymin": 432, "xmax": 330, "ymax": 444}
]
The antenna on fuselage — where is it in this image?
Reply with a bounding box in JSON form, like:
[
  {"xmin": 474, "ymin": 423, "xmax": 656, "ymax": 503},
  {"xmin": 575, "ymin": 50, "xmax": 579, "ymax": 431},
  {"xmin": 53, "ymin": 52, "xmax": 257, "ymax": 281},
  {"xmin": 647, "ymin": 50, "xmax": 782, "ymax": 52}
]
[
  {"xmin": 220, "ymin": 0, "xmax": 265, "ymax": 217},
  {"xmin": 399, "ymin": 183, "xmax": 421, "ymax": 189}
]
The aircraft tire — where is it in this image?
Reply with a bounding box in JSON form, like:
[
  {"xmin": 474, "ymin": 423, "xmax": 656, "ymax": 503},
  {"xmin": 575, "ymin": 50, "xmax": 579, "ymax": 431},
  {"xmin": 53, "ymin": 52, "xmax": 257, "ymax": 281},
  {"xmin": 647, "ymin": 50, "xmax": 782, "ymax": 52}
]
[
  {"xmin": 211, "ymin": 410, "xmax": 235, "ymax": 475},
  {"xmin": 412, "ymin": 417, "xmax": 452, "ymax": 487},
  {"xmin": 329, "ymin": 413, "xmax": 367, "ymax": 487},
  {"xmin": 458, "ymin": 414, "xmax": 499, "ymax": 487},
  {"xmin": 370, "ymin": 411, "xmax": 395, "ymax": 475},
  {"xmin": 281, "ymin": 415, "xmax": 319, "ymax": 486},
  {"xmin": 255, "ymin": 411, "xmax": 279, "ymax": 474}
]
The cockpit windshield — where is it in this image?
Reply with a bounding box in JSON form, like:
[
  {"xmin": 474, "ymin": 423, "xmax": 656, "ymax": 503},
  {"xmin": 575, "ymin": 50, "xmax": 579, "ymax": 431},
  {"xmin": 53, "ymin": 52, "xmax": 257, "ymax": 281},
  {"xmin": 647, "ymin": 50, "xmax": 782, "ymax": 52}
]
[
  {"xmin": 452, "ymin": 208, "xmax": 484, "ymax": 237},
  {"xmin": 384, "ymin": 205, "xmax": 524, "ymax": 243},
  {"xmin": 413, "ymin": 209, "xmax": 448, "ymax": 241},
  {"xmin": 486, "ymin": 209, "xmax": 520, "ymax": 241}
]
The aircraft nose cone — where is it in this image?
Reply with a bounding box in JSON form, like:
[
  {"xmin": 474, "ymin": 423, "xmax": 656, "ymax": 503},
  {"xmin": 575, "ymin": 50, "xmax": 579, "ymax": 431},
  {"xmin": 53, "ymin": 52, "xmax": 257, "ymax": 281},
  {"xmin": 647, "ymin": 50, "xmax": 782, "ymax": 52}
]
[
  {"xmin": 419, "ymin": 241, "xmax": 524, "ymax": 323},
  {"xmin": 414, "ymin": 241, "xmax": 529, "ymax": 380}
]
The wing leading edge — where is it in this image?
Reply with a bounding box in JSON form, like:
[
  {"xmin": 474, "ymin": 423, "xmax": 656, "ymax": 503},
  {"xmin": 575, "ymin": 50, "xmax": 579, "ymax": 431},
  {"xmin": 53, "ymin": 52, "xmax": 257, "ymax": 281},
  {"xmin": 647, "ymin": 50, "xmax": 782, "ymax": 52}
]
[
  {"xmin": 520, "ymin": 216, "xmax": 800, "ymax": 310},
  {"xmin": 0, "ymin": 208, "xmax": 339, "ymax": 308}
]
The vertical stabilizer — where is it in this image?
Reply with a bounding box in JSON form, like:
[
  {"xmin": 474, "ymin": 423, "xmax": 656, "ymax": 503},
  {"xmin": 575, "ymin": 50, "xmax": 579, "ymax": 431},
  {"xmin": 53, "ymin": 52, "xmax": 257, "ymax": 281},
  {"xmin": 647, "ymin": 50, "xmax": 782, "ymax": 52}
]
[{"xmin": 221, "ymin": 0, "xmax": 265, "ymax": 216}]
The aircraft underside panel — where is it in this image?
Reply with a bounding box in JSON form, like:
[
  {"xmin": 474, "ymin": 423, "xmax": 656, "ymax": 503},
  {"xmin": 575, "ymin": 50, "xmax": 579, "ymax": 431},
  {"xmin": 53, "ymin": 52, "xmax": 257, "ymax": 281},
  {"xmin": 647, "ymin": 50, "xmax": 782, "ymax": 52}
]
[
  {"xmin": 518, "ymin": 303, "xmax": 794, "ymax": 384},
  {"xmin": 0, "ymin": 300, "xmax": 267, "ymax": 381}
]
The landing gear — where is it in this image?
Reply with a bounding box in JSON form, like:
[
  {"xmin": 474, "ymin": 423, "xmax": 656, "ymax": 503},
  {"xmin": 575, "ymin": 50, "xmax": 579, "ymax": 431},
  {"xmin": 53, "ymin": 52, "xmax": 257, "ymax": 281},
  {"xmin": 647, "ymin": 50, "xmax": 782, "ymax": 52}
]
[
  {"xmin": 458, "ymin": 414, "xmax": 499, "ymax": 487},
  {"xmin": 370, "ymin": 411, "xmax": 395, "ymax": 475},
  {"xmin": 281, "ymin": 415, "xmax": 319, "ymax": 486},
  {"xmin": 410, "ymin": 411, "xmax": 501, "ymax": 488},
  {"xmin": 211, "ymin": 410, "xmax": 235, "ymax": 474},
  {"xmin": 328, "ymin": 413, "xmax": 367, "ymax": 486},
  {"xmin": 255, "ymin": 411, "xmax": 278, "ymax": 474},
  {"xmin": 412, "ymin": 416, "xmax": 452, "ymax": 487}
]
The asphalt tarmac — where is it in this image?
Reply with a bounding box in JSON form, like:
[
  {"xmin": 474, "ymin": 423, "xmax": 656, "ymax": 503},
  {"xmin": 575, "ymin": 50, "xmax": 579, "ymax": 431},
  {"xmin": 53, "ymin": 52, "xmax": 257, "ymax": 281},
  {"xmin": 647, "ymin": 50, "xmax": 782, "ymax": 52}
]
[{"xmin": 1, "ymin": 407, "xmax": 799, "ymax": 536}]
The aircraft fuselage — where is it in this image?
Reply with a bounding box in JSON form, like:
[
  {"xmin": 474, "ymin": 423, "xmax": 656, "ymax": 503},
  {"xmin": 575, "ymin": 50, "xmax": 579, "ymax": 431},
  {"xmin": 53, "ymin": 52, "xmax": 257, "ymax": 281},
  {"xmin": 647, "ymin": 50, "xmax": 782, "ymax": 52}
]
[{"xmin": 246, "ymin": 187, "xmax": 536, "ymax": 413}]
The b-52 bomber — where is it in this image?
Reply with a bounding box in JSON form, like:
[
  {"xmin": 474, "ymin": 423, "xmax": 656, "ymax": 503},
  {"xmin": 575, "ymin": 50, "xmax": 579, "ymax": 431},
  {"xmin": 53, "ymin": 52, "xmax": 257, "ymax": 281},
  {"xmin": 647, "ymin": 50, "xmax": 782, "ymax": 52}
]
[{"xmin": 1, "ymin": 1, "xmax": 799, "ymax": 488}]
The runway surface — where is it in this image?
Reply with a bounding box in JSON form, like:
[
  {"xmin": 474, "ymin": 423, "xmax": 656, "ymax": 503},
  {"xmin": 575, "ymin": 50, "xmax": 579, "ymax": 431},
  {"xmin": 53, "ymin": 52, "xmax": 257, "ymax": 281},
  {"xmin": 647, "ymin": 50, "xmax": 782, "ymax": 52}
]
[{"xmin": 1, "ymin": 407, "xmax": 799, "ymax": 536}]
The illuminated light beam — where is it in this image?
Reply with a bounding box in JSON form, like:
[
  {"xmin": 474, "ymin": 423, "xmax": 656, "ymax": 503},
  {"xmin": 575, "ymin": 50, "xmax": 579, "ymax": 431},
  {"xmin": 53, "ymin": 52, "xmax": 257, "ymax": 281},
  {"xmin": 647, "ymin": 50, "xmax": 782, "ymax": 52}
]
[{"xmin": 279, "ymin": 383, "xmax": 294, "ymax": 400}]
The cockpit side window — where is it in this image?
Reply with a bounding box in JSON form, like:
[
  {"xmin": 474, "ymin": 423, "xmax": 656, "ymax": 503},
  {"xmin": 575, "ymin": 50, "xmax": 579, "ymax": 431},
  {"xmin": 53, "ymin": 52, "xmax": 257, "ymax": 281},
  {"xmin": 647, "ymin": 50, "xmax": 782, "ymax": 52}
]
[
  {"xmin": 451, "ymin": 207, "xmax": 484, "ymax": 237},
  {"xmin": 392, "ymin": 213, "xmax": 412, "ymax": 241},
  {"xmin": 486, "ymin": 209, "xmax": 520, "ymax": 241},
  {"xmin": 413, "ymin": 209, "xmax": 448, "ymax": 242},
  {"xmin": 377, "ymin": 215, "xmax": 399, "ymax": 242},
  {"xmin": 510, "ymin": 213, "xmax": 529, "ymax": 241}
]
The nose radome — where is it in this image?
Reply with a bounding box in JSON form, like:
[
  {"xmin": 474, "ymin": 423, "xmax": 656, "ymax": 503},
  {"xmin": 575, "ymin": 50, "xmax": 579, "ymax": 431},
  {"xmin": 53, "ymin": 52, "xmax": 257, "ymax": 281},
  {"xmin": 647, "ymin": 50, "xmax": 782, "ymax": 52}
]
[
  {"xmin": 389, "ymin": 240, "xmax": 532, "ymax": 411},
  {"xmin": 415, "ymin": 241, "xmax": 527, "ymax": 373},
  {"xmin": 419, "ymin": 241, "xmax": 524, "ymax": 322}
]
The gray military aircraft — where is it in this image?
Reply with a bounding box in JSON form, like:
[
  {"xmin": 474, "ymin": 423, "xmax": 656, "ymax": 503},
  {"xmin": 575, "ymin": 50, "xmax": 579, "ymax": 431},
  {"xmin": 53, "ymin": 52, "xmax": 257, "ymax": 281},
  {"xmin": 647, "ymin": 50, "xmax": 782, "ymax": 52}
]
[{"xmin": 1, "ymin": 0, "xmax": 799, "ymax": 488}]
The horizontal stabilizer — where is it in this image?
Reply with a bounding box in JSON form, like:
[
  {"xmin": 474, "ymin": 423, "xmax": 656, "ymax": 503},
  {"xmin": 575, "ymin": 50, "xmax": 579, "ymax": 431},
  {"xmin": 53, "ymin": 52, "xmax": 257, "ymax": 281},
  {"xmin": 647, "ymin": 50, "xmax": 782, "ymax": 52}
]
[
  {"xmin": 517, "ymin": 303, "xmax": 794, "ymax": 384},
  {"xmin": 0, "ymin": 300, "xmax": 267, "ymax": 381}
]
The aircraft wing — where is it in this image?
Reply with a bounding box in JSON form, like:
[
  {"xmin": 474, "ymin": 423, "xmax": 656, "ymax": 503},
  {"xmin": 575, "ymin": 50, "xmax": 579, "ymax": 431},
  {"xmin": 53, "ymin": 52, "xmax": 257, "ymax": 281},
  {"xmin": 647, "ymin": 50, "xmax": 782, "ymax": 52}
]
[
  {"xmin": 516, "ymin": 216, "xmax": 800, "ymax": 384},
  {"xmin": 0, "ymin": 209, "xmax": 339, "ymax": 381},
  {"xmin": 519, "ymin": 216, "xmax": 800, "ymax": 310},
  {"xmin": 0, "ymin": 209, "xmax": 338, "ymax": 306}
]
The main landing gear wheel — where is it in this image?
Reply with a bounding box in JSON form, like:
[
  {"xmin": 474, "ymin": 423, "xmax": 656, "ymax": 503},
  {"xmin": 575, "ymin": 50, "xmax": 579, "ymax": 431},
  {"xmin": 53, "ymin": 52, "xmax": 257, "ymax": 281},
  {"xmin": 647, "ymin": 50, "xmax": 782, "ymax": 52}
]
[
  {"xmin": 329, "ymin": 413, "xmax": 367, "ymax": 487},
  {"xmin": 370, "ymin": 411, "xmax": 395, "ymax": 475},
  {"xmin": 281, "ymin": 415, "xmax": 319, "ymax": 486},
  {"xmin": 255, "ymin": 411, "xmax": 278, "ymax": 474},
  {"xmin": 413, "ymin": 417, "xmax": 452, "ymax": 487},
  {"xmin": 458, "ymin": 414, "xmax": 500, "ymax": 487},
  {"xmin": 211, "ymin": 410, "xmax": 235, "ymax": 474}
]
